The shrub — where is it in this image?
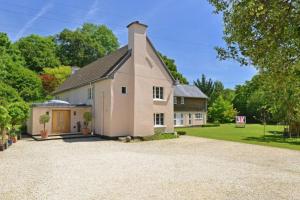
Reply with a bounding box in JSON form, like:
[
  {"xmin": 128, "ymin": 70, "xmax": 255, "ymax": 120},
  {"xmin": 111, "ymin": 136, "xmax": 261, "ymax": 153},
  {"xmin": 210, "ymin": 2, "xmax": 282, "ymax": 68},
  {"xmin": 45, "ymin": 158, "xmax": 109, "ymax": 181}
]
[
  {"xmin": 177, "ymin": 131, "xmax": 186, "ymax": 135},
  {"xmin": 201, "ymin": 124, "xmax": 220, "ymax": 127},
  {"xmin": 39, "ymin": 114, "xmax": 50, "ymax": 132},
  {"xmin": 0, "ymin": 106, "xmax": 11, "ymax": 142},
  {"xmin": 83, "ymin": 112, "xmax": 92, "ymax": 128},
  {"xmin": 8, "ymin": 102, "xmax": 29, "ymax": 129}
]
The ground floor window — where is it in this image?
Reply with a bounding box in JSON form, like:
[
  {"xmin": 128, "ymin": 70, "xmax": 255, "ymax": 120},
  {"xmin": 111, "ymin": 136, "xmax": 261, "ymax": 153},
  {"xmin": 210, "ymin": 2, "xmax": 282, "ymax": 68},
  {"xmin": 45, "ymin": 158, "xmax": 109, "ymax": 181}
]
[
  {"xmin": 195, "ymin": 113, "xmax": 203, "ymax": 120},
  {"xmin": 174, "ymin": 113, "xmax": 184, "ymax": 126},
  {"xmin": 189, "ymin": 113, "xmax": 192, "ymax": 125},
  {"xmin": 154, "ymin": 113, "xmax": 164, "ymax": 126}
]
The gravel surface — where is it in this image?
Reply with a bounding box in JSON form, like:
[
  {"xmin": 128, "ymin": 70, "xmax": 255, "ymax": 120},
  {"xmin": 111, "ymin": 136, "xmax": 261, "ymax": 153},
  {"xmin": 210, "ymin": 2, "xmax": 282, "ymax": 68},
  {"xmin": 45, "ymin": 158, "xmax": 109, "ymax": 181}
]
[{"xmin": 1, "ymin": 136, "xmax": 300, "ymax": 200}]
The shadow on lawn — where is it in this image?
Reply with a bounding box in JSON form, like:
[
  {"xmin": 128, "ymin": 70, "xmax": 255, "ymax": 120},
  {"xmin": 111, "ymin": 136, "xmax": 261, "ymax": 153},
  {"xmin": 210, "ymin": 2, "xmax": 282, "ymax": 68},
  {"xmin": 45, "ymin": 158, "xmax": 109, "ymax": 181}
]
[{"xmin": 243, "ymin": 133, "xmax": 300, "ymax": 145}]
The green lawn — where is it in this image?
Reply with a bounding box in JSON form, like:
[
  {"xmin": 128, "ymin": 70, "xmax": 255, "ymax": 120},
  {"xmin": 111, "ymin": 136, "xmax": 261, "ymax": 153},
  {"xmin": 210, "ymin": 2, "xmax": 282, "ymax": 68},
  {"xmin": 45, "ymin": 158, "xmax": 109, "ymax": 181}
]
[{"xmin": 176, "ymin": 124, "xmax": 300, "ymax": 151}]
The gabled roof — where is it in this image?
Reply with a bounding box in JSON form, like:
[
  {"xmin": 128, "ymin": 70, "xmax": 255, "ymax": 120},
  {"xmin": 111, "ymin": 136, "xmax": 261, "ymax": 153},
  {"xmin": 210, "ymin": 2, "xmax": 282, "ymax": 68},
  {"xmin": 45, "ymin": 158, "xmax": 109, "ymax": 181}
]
[
  {"xmin": 53, "ymin": 45, "xmax": 131, "ymax": 94},
  {"xmin": 174, "ymin": 84, "xmax": 208, "ymax": 98}
]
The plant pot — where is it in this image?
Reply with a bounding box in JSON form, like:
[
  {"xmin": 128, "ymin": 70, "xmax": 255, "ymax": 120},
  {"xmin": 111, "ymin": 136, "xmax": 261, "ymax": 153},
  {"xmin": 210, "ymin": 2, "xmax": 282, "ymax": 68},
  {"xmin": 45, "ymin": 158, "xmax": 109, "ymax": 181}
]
[
  {"xmin": 40, "ymin": 130, "xmax": 48, "ymax": 139},
  {"xmin": 17, "ymin": 134, "xmax": 22, "ymax": 140},
  {"xmin": 81, "ymin": 128, "xmax": 90, "ymax": 135},
  {"xmin": 11, "ymin": 136, "xmax": 17, "ymax": 143}
]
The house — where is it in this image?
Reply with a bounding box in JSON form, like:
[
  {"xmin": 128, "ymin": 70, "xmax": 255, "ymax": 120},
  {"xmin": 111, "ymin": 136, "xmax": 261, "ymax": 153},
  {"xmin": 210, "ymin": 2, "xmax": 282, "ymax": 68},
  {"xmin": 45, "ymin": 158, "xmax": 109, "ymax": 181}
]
[
  {"xmin": 174, "ymin": 84, "xmax": 208, "ymax": 127},
  {"xmin": 27, "ymin": 21, "xmax": 207, "ymax": 138}
]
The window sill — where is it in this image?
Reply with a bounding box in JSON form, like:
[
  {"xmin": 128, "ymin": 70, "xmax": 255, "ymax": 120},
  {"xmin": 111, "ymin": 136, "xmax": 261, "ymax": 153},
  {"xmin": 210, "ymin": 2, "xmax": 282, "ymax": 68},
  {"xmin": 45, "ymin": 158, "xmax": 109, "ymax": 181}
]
[
  {"xmin": 174, "ymin": 125, "xmax": 184, "ymax": 127},
  {"xmin": 195, "ymin": 119, "xmax": 203, "ymax": 120},
  {"xmin": 153, "ymin": 99, "xmax": 166, "ymax": 102},
  {"xmin": 154, "ymin": 125, "xmax": 166, "ymax": 128}
]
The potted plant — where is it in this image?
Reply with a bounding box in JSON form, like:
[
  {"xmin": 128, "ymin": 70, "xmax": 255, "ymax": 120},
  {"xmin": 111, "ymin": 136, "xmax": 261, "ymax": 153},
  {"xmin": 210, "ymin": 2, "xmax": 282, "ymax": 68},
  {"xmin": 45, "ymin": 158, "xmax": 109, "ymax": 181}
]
[
  {"xmin": 81, "ymin": 112, "xmax": 92, "ymax": 135},
  {"xmin": 0, "ymin": 106, "xmax": 11, "ymax": 151},
  {"xmin": 9, "ymin": 129, "xmax": 18, "ymax": 143},
  {"xmin": 39, "ymin": 114, "xmax": 50, "ymax": 139},
  {"xmin": 8, "ymin": 102, "xmax": 29, "ymax": 141}
]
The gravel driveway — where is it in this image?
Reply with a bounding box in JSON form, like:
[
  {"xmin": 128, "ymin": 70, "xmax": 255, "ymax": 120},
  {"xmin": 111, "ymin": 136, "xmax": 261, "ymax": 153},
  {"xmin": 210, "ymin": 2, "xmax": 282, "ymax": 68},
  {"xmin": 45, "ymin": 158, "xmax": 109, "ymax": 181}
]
[{"xmin": 1, "ymin": 136, "xmax": 300, "ymax": 200}]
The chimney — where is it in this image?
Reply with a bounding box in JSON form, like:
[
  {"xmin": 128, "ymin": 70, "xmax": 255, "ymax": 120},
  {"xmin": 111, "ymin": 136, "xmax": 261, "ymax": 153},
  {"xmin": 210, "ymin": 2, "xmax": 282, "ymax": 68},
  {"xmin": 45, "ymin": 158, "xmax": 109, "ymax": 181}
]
[{"xmin": 127, "ymin": 21, "xmax": 148, "ymax": 66}]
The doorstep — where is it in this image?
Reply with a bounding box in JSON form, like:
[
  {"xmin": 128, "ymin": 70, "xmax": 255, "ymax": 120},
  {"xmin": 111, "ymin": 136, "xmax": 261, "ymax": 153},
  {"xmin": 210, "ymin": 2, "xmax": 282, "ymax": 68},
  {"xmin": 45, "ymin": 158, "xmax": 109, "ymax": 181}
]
[{"xmin": 31, "ymin": 133, "xmax": 100, "ymax": 141}]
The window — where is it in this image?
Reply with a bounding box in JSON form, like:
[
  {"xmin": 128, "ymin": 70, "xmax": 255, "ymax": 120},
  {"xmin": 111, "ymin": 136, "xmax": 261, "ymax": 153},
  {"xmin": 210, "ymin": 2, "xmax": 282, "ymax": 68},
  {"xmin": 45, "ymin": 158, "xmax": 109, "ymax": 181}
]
[
  {"xmin": 195, "ymin": 113, "xmax": 203, "ymax": 120},
  {"xmin": 88, "ymin": 88, "xmax": 93, "ymax": 99},
  {"xmin": 174, "ymin": 97, "xmax": 177, "ymax": 104},
  {"xmin": 189, "ymin": 113, "xmax": 192, "ymax": 125},
  {"xmin": 153, "ymin": 113, "xmax": 164, "ymax": 126},
  {"xmin": 121, "ymin": 86, "xmax": 127, "ymax": 94},
  {"xmin": 153, "ymin": 86, "xmax": 164, "ymax": 100},
  {"xmin": 180, "ymin": 97, "xmax": 184, "ymax": 104},
  {"xmin": 174, "ymin": 113, "xmax": 184, "ymax": 126}
]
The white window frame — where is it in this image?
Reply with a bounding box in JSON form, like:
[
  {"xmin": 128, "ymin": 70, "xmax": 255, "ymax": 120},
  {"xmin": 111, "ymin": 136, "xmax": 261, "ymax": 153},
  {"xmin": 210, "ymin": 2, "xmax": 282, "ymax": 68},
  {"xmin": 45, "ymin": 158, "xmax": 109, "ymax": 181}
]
[
  {"xmin": 153, "ymin": 86, "xmax": 164, "ymax": 100},
  {"xmin": 154, "ymin": 113, "xmax": 165, "ymax": 127},
  {"xmin": 174, "ymin": 96, "xmax": 177, "ymax": 104},
  {"xmin": 121, "ymin": 86, "xmax": 127, "ymax": 94},
  {"xmin": 174, "ymin": 112, "xmax": 184, "ymax": 126},
  {"xmin": 88, "ymin": 88, "xmax": 93, "ymax": 100},
  {"xmin": 195, "ymin": 113, "xmax": 203, "ymax": 120},
  {"xmin": 188, "ymin": 113, "xmax": 192, "ymax": 125},
  {"xmin": 180, "ymin": 97, "xmax": 184, "ymax": 104}
]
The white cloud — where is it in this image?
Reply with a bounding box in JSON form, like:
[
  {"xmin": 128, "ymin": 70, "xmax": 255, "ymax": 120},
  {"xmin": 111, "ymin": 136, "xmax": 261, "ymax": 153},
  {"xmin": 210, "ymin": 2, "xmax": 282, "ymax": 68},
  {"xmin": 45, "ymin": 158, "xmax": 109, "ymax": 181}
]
[
  {"xmin": 15, "ymin": 3, "xmax": 53, "ymax": 39},
  {"xmin": 84, "ymin": 0, "xmax": 99, "ymax": 21}
]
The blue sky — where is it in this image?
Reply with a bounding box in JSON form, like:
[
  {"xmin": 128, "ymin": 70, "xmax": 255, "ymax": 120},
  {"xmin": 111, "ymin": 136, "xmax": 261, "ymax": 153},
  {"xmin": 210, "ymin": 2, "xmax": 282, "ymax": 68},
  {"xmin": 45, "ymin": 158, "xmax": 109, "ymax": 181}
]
[{"xmin": 0, "ymin": 0, "xmax": 257, "ymax": 88}]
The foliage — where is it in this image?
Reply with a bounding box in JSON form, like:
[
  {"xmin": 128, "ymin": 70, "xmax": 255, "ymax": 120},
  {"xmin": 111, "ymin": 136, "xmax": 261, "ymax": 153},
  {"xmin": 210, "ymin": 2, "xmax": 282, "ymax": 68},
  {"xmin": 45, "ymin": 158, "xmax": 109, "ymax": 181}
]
[
  {"xmin": 15, "ymin": 34, "xmax": 60, "ymax": 72},
  {"xmin": 4, "ymin": 65, "xmax": 43, "ymax": 102},
  {"xmin": 0, "ymin": 33, "xmax": 43, "ymax": 102},
  {"xmin": 0, "ymin": 82, "xmax": 22, "ymax": 107},
  {"xmin": 158, "ymin": 52, "xmax": 188, "ymax": 84},
  {"xmin": 208, "ymin": 96, "xmax": 237, "ymax": 123},
  {"xmin": 39, "ymin": 114, "xmax": 50, "ymax": 132},
  {"xmin": 83, "ymin": 112, "xmax": 92, "ymax": 128},
  {"xmin": 194, "ymin": 74, "xmax": 215, "ymax": 97},
  {"xmin": 176, "ymin": 124, "xmax": 300, "ymax": 151},
  {"xmin": 0, "ymin": 106, "xmax": 11, "ymax": 142},
  {"xmin": 8, "ymin": 102, "xmax": 29, "ymax": 128},
  {"xmin": 209, "ymin": 0, "xmax": 300, "ymax": 130},
  {"xmin": 56, "ymin": 23, "xmax": 119, "ymax": 67},
  {"xmin": 43, "ymin": 66, "xmax": 71, "ymax": 85},
  {"xmin": 143, "ymin": 133, "xmax": 178, "ymax": 141},
  {"xmin": 40, "ymin": 74, "xmax": 59, "ymax": 94}
]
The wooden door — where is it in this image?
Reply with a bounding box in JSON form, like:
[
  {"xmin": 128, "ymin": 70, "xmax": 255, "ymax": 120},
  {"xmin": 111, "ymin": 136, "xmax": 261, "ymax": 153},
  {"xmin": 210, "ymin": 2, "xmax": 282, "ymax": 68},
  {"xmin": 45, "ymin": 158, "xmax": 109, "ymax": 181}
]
[{"xmin": 52, "ymin": 110, "xmax": 71, "ymax": 134}]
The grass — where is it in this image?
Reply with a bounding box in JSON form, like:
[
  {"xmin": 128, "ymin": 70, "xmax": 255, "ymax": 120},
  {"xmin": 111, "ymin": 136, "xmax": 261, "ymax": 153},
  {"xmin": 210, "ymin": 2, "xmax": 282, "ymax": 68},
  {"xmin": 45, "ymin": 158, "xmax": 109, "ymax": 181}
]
[
  {"xmin": 176, "ymin": 124, "xmax": 300, "ymax": 151},
  {"xmin": 143, "ymin": 133, "xmax": 178, "ymax": 141}
]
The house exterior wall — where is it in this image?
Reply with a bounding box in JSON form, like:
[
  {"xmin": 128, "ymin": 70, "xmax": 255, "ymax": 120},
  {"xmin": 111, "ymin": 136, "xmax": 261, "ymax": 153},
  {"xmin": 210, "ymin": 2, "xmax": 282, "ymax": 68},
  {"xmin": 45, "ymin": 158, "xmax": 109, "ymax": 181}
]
[
  {"xmin": 27, "ymin": 106, "xmax": 91, "ymax": 135},
  {"xmin": 174, "ymin": 97, "xmax": 207, "ymax": 112},
  {"xmin": 174, "ymin": 111, "xmax": 207, "ymax": 127},
  {"xmin": 55, "ymin": 84, "xmax": 93, "ymax": 105},
  {"xmin": 174, "ymin": 97, "xmax": 207, "ymax": 127}
]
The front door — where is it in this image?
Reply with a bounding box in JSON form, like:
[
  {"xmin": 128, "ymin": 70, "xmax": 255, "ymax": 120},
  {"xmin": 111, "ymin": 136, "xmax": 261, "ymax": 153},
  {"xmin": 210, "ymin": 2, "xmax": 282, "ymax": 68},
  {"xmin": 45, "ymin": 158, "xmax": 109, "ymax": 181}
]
[{"xmin": 52, "ymin": 110, "xmax": 71, "ymax": 134}]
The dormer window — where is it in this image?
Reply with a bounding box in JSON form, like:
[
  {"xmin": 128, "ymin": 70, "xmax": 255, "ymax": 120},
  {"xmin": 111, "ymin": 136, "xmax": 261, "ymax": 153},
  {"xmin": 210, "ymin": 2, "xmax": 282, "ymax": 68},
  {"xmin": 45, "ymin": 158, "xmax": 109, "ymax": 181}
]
[{"xmin": 153, "ymin": 86, "xmax": 164, "ymax": 100}]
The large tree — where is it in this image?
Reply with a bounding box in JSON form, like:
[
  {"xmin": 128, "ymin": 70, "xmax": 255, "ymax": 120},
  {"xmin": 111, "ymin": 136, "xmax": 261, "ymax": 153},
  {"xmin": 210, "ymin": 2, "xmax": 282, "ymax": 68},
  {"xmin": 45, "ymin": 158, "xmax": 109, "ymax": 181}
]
[
  {"xmin": 56, "ymin": 23, "xmax": 119, "ymax": 67},
  {"xmin": 15, "ymin": 34, "xmax": 60, "ymax": 72},
  {"xmin": 159, "ymin": 52, "xmax": 188, "ymax": 84},
  {"xmin": 194, "ymin": 74, "xmax": 215, "ymax": 97},
  {"xmin": 0, "ymin": 33, "xmax": 43, "ymax": 102},
  {"xmin": 209, "ymin": 0, "xmax": 300, "ymax": 130}
]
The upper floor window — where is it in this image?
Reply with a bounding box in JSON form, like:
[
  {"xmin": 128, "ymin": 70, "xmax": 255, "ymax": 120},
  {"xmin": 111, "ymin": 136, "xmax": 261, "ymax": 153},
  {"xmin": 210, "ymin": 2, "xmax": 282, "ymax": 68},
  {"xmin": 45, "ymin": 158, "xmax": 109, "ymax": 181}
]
[
  {"xmin": 88, "ymin": 88, "xmax": 93, "ymax": 99},
  {"xmin": 153, "ymin": 113, "xmax": 164, "ymax": 126},
  {"xmin": 174, "ymin": 96, "xmax": 177, "ymax": 104},
  {"xmin": 153, "ymin": 86, "xmax": 164, "ymax": 100},
  {"xmin": 180, "ymin": 97, "xmax": 184, "ymax": 104},
  {"xmin": 195, "ymin": 113, "xmax": 203, "ymax": 120},
  {"xmin": 121, "ymin": 86, "xmax": 127, "ymax": 94}
]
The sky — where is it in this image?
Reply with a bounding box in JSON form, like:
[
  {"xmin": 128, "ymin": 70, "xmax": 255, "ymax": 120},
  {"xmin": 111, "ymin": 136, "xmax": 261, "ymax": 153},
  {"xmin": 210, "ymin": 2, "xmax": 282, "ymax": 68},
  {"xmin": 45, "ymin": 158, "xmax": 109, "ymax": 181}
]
[{"xmin": 0, "ymin": 0, "xmax": 257, "ymax": 88}]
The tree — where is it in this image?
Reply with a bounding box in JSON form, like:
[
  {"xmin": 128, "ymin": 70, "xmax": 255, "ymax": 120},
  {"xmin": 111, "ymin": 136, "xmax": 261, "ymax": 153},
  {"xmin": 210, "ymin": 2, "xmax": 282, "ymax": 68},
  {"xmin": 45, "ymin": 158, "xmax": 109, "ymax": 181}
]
[
  {"xmin": 208, "ymin": 96, "xmax": 237, "ymax": 123},
  {"xmin": 40, "ymin": 74, "xmax": 59, "ymax": 95},
  {"xmin": 56, "ymin": 23, "xmax": 119, "ymax": 67},
  {"xmin": 209, "ymin": 0, "xmax": 300, "ymax": 130},
  {"xmin": 194, "ymin": 74, "xmax": 215, "ymax": 97},
  {"xmin": 15, "ymin": 34, "xmax": 60, "ymax": 72},
  {"xmin": 8, "ymin": 102, "xmax": 29, "ymax": 129},
  {"xmin": 0, "ymin": 106, "xmax": 11, "ymax": 144},
  {"xmin": 158, "ymin": 52, "xmax": 188, "ymax": 84},
  {"xmin": 43, "ymin": 66, "xmax": 71, "ymax": 85},
  {"xmin": 0, "ymin": 33, "xmax": 43, "ymax": 102},
  {"xmin": 0, "ymin": 82, "xmax": 22, "ymax": 107}
]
